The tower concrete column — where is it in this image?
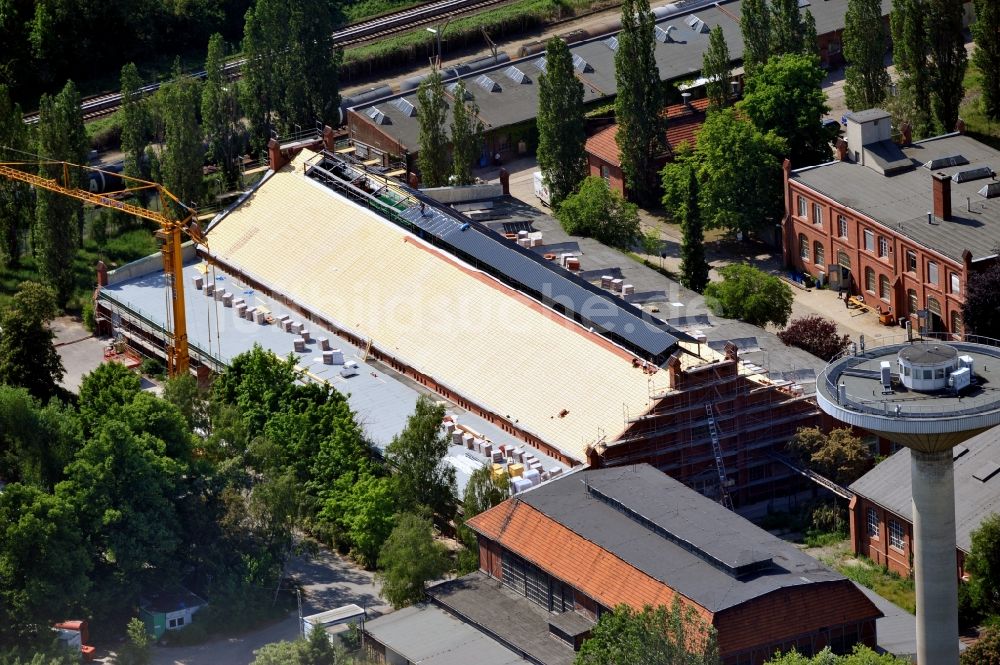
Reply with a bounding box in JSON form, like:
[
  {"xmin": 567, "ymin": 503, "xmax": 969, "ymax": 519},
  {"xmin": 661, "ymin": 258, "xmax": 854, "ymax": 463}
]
[{"xmin": 911, "ymin": 449, "xmax": 959, "ymax": 665}]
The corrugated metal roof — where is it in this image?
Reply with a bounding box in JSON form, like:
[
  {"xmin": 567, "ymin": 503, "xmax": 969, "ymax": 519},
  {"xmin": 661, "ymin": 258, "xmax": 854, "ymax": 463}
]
[{"xmin": 849, "ymin": 424, "xmax": 1000, "ymax": 551}]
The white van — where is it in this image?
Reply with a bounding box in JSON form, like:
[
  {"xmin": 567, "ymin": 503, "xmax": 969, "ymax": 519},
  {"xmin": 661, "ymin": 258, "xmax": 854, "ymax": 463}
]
[{"xmin": 533, "ymin": 172, "xmax": 551, "ymax": 207}]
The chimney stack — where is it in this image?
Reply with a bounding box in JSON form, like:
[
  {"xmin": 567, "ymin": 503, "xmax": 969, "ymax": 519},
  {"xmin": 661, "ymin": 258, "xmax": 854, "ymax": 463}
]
[
  {"xmin": 933, "ymin": 172, "xmax": 952, "ymax": 221},
  {"xmin": 681, "ymin": 91, "xmax": 692, "ymax": 109},
  {"xmin": 835, "ymin": 138, "xmax": 848, "ymax": 161}
]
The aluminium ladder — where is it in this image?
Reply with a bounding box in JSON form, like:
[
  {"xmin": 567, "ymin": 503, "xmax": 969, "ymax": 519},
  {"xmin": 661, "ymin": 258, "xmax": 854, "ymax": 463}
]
[{"xmin": 705, "ymin": 404, "xmax": 734, "ymax": 511}]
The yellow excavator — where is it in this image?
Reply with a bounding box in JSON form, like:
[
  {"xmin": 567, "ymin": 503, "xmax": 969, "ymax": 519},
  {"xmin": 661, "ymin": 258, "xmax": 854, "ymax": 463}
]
[{"xmin": 0, "ymin": 160, "xmax": 207, "ymax": 377}]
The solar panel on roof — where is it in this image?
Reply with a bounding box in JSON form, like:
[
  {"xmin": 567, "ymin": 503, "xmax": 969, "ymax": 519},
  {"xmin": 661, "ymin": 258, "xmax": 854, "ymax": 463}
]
[
  {"xmin": 572, "ymin": 54, "xmax": 593, "ymax": 73},
  {"xmin": 980, "ymin": 182, "xmax": 1000, "ymax": 199},
  {"xmin": 503, "ymin": 65, "xmax": 531, "ymax": 84},
  {"xmin": 603, "ymin": 36, "xmax": 619, "ymax": 51},
  {"xmin": 953, "ymin": 166, "xmax": 994, "ymax": 183},
  {"xmin": 924, "ymin": 155, "xmax": 969, "ymax": 169},
  {"xmin": 389, "ymin": 97, "xmax": 416, "ymax": 117},
  {"xmin": 474, "ymin": 74, "xmax": 501, "ymax": 93}
]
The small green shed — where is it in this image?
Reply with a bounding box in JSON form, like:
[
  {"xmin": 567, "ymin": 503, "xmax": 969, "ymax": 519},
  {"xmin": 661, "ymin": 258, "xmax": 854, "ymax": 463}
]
[{"xmin": 139, "ymin": 589, "xmax": 207, "ymax": 639}]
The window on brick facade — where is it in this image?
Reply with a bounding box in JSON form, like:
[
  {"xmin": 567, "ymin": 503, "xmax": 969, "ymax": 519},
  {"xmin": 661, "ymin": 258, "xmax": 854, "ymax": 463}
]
[
  {"xmin": 889, "ymin": 519, "xmax": 904, "ymax": 550},
  {"xmin": 814, "ymin": 241, "xmax": 825, "ymax": 266},
  {"xmin": 928, "ymin": 261, "xmax": 939, "ymax": 285},
  {"xmin": 799, "ymin": 234, "xmax": 809, "ymax": 261},
  {"xmin": 879, "ymin": 274, "xmax": 890, "ymax": 300},
  {"xmin": 908, "ymin": 289, "xmax": 918, "ymax": 316},
  {"xmin": 950, "ymin": 272, "xmax": 960, "ymax": 294},
  {"xmin": 798, "ymin": 196, "xmax": 807, "ymax": 218},
  {"xmin": 865, "ymin": 267, "xmax": 875, "ymax": 293},
  {"xmin": 951, "ymin": 311, "xmax": 962, "ymax": 336},
  {"xmin": 838, "ymin": 251, "xmax": 851, "ymax": 270},
  {"xmin": 600, "ymin": 165, "xmax": 610, "ymax": 184},
  {"xmin": 906, "ymin": 250, "xmax": 917, "ymax": 273},
  {"xmin": 838, "ymin": 215, "xmax": 848, "ymax": 239},
  {"xmin": 864, "ymin": 229, "xmax": 875, "ymax": 252},
  {"xmin": 867, "ymin": 507, "xmax": 879, "ymax": 538},
  {"xmin": 812, "ymin": 202, "xmax": 822, "ymax": 225},
  {"xmin": 878, "ymin": 236, "xmax": 889, "ymax": 257}
]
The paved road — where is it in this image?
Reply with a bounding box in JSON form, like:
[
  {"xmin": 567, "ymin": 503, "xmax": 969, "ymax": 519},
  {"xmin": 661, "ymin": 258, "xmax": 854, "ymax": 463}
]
[
  {"xmin": 148, "ymin": 544, "xmax": 391, "ymax": 665},
  {"xmin": 53, "ymin": 316, "xmax": 107, "ymax": 393}
]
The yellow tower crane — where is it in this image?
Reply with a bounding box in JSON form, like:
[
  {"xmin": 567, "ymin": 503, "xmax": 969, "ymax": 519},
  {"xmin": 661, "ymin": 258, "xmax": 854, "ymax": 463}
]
[{"xmin": 0, "ymin": 160, "xmax": 208, "ymax": 378}]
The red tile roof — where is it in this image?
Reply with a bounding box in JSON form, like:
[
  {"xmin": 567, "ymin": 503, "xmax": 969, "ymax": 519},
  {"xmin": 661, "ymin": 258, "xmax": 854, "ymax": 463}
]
[
  {"xmin": 466, "ymin": 498, "xmax": 710, "ymax": 620},
  {"xmin": 584, "ymin": 98, "xmax": 710, "ymax": 167}
]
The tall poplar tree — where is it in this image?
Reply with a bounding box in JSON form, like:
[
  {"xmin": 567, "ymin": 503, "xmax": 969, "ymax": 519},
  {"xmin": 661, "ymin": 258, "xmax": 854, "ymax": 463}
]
[
  {"xmin": 679, "ymin": 167, "xmax": 709, "ymax": 293},
  {"xmin": 770, "ymin": 0, "xmax": 805, "ymax": 56},
  {"xmin": 741, "ymin": 0, "xmax": 771, "ymax": 72},
  {"xmin": 0, "ymin": 85, "xmax": 31, "ymax": 269},
  {"xmin": 120, "ymin": 63, "xmax": 151, "ymax": 181},
  {"xmin": 449, "ymin": 81, "xmax": 482, "ymax": 186},
  {"xmin": 202, "ymin": 33, "xmax": 243, "ymax": 190},
  {"xmin": 537, "ymin": 37, "xmax": 587, "ymax": 207},
  {"xmin": 703, "ymin": 27, "xmax": 732, "ymax": 110},
  {"xmin": 614, "ymin": 0, "xmax": 664, "ymax": 207},
  {"xmin": 926, "ymin": 0, "xmax": 967, "ymax": 132},
  {"xmin": 843, "ymin": 0, "xmax": 890, "ymax": 110},
  {"xmin": 417, "ymin": 71, "xmax": 449, "ymax": 188},
  {"xmin": 159, "ymin": 61, "xmax": 204, "ymax": 211},
  {"xmin": 891, "ymin": 0, "xmax": 932, "ymax": 137},
  {"xmin": 35, "ymin": 80, "xmax": 86, "ymax": 307},
  {"xmin": 972, "ymin": 0, "xmax": 1000, "ymax": 121},
  {"xmin": 802, "ymin": 9, "xmax": 818, "ymax": 56}
]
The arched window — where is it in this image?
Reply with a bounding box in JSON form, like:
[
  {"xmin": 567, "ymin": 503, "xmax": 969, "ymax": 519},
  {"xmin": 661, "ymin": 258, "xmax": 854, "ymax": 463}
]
[
  {"xmin": 838, "ymin": 251, "xmax": 851, "ymax": 269},
  {"xmin": 879, "ymin": 274, "xmax": 890, "ymax": 300},
  {"xmin": 865, "ymin": 267, "xmax": 876, "ymax": 293},
  {"xmin": 907, "ymin": 289, "xmax": 918, "ymax": 316},
  {"xmin": 951, "ymin": 311, "xmax": 962, "ymax": 337},
  {"xmin": 799, "ymin": 234, "xmax": 809, "ymax": 261},
  {"xmin": 814, "ymin": 241, "xmax": 825, "ymax": 266},
  {"xmin": 927, "ymin": 297, "xmax": 941, "ymax": 317}
]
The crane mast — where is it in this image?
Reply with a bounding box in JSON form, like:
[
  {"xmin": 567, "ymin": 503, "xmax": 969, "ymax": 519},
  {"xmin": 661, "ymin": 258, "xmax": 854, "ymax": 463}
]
[{"xmin": 0, "ymin": 160, "xmax": 207, "ymax": 377}]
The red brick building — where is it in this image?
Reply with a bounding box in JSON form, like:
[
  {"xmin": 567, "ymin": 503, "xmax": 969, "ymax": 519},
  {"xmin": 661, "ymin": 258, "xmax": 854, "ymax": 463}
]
[
  {"xmin": 585, "ymin": 97, "xmax": 709, "ymax": 199},
  {"xmin": 464, "ymin": 465, "xmax": 882, "ymax": 665},
  {"xmin": 783, "ymin": 110, "xmax": 1000, "ymax": 336},
  {"xmin": 848, "ymin": 424, "xmax": 1000, "ymax": 579}
]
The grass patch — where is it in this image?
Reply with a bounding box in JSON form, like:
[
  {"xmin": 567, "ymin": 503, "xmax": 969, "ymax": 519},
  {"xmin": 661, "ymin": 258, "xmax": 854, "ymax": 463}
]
[
  {"xmin": 960, "ymin": 61, "xmax": 1000, "ymax": 151},
  {"xmin": 821, "ymin": 553, "xmax": 916, "ymax": 614},
  {"xmin": 344, "ymin": 0, "xmax": 425, "ymax": 22},
  {"xmin": 803, "ymin": 529, "xmax": 848, "ymax": 549}
]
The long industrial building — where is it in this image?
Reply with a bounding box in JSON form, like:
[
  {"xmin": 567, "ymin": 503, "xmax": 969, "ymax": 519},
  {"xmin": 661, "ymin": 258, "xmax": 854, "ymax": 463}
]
[{"xmin": 97, "ymin": 145, "xmax": 820, "ymax": 504}]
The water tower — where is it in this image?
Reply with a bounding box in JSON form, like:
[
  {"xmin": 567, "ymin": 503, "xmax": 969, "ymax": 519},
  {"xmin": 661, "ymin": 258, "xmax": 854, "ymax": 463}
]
[{"xmin": 816, "ymin": 336, "xmax": 1000, "ymax": 665}]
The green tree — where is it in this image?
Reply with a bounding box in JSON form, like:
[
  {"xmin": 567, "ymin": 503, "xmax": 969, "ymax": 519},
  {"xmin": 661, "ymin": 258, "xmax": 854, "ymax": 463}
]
[
  {"xmin": 704, "ymin": 263, "xmax": 794, "ymax": 327},
  {"xmin": 802, "ymin": 9, "xmax": 818, "ymax": 56},
  {"xmin": 202, "ymin": 33, "xmax": 243, "ymax": 191},
  {"xmin": 417, "ymin": 70, "xmax": 449, "ymax": 188},
  {"xmin": 163, "ymin": 373, "xmax": 209, "ymax": 433},
  {"xmin": 35, "ymin": 80, "xmax": 87, "ymax": 306},
  {"xmin": 614, "ymin": 0, "xmax": 664, "ymax": 207},
  {"xmin": 300, "ymin": 621, "xmax": 337, "ymax": 665},
  {"xmin": 778, "ymin": 315, "xmax": 850, "ymax": 361},
  {"xmin": 770, "ymin": 0, "xmax": 805, "ymax": 56},
  {"xmin": 114, "ymin": 617, "xmax": 152, "ymax": 665},
  {"xmin": 0, "ymin": 483, "xmax": 90, "ymax": 640},
  {"xmin": 741, "ymin": 53, "xmax": 830, "ymax": 168},
  {"xmin": 843, "ymin": 0, "xmax": 890, "ymax": 111},
  {"xmin": 0, "ymin": 282, "xmax": 64, "ymax": 402},
  {"xmin": 960, "ymin": 626, "xmax": 1000, "ymax": 665},
  {"xmin": 159, "ymin": 60, "xmax": 204, "ymax": 210},
  {"xmin": 661, "ymin": 109, "xmax": 785, "ymax": 236},
  {"xmin": 766, "ymin": 645, "xmax": 911, "ymax": 664},
  {"xmin": 120, "ymin": 63, "xmax": 151, "ymax": 181},
  {"xmin": 458, "ymin": 465, "xmax": 509, "ymax": 543},
  {"xmin": 537, "ymin": 37, "xmax": 587, "ymax": 206},
  {"xmin": 213, "ymin": 344, "xmax": 299, "ymax": 438},
  {"xmin": 891, "ymin": 0, "xmax": 932, "ymax": 137},
  {"xmin": 385, "ymin": 395, "xmax": 456, "ymax": 518},
  {"xmin": 703, "ymin": 27, "xmax": 733, "ymax": 110},
  {"xmin": 252, "ymin": 641, "xmax": 304, "ymax": 665},
  {"xmin": 556, "ymin": 176, "xmax": 641, "ymax": 248},
  {"xmin": 786, "ymin": 427, "xmax": 873, "ymax": 485},
  {"xmin": 0, "ymin": 384, "xmax": 81, "ymax": 490},
  {"xmin": 966, "ymin": 513, "xmax": 1000, "ymax": 617},
  {"xmin": 449, "ymin": 81, "xmax": 482, "ymax": 186},
  {"xmin": 973, "ymin": 0, "xmax": 1000, "ymax": 121},
  {"xmin": 376, "ymin": 513, "xmax": 449, "ymax": 609},
  {"xmin": 678, "ymin": 167, "xmax": 709, "ymax": 293},
  {"xmin": 962, "ymin": 261, "xmax": 1000, "ymax": 339},
  {"xmin": 77, "ymin": 361, "xmax": 142, "ymax": 435},
  {"xmin": 741, "ymin": 0, "xmax": 772, "ymax": 73},
  {"xmin": 575, "ymin": 599, "xmax": 720, "ymax": 665},
  {"xmin": 331, "ymin": 472, "xmax": 398, "ymax": 568},
  {"xmin": 0, "ymin": 85, "xmax": 32, "ymax": 269},
  {"xmin": 926, "ymin": 0, "xmax": 967, "ymax": 133}
]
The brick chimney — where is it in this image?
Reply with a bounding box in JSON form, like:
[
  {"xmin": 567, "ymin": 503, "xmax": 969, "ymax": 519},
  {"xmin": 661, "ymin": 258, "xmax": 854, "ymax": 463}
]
[
  {"xmin": 901, "ymin": 122, "xmax": 912, "ymax": 146},
  {"xmin": 933, "ymin": 172, "xmax": 952, "ymax": 221},
  {"xmin": 499, "ymin": 168, "xmax": 510, "ymax": 196},
  {"xmin": 322, "ymin": 125, "xmax": 336, "ymax": 152},
  {"xmin": 267, "ymin": 138, "xmax": 289, "ymax": 171},
  {"xmin": 96, "ymin": 260, "xmax": 108, "ymax": 288},
  {"xmin": 835, "ymin": 138, "xmax": 848, "ymax": 161}
]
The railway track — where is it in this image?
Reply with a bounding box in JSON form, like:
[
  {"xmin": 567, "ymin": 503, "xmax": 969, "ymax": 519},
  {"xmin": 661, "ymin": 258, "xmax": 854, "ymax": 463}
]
[{"xmin": 22, "ymin": 0, "xmax": 511, "ymax": 124}]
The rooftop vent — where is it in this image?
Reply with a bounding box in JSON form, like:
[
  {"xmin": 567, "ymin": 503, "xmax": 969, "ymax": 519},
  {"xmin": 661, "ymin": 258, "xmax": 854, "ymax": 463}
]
[
  {"xmin": 534, "ymin": 56, "xmax": 547, "ymax": 72},
  {"xmin": 924, "ymin": 155, "xmax": 969, "ymax": 170},
  {"xmin": 979, "ymin": 182, "xmax": 1000, "ymax": 199},
  {"xmin": 686, "ymin": 14, "xmax": 709, "ymax": 33},
  {"xmin": 389, "ymin": 97, "xmax": 416, "ymax": 117},
  {"xmin": 655, "ymin": 25, "xmax": 676, "ymax": 42},
  {"xmin": 953, "ymin": 166, "xmax": 995, "ymax": 183},
  {"xmin": 446, "ymin": 82, "xmax": 472, "ymax": 100},
  {"xmin": 603, "ymin": 36, "xmax": 619, "ymax": 51},
  {"xmin": 503, "ymin": 65, "xmax": 531, "ymax": 84},
  {"xmin": 366, "ymin": 107, "xmax": 390, "ymax": 125},
  {"xmin": 474, "ymin": 74, "xmax": 501, "ymax": 93},
  {"xmin": 572, "ymin": 54, "xmax": 593, "ymax": 73},
  {"xmin": 973, "ymin": 460, "xmax": 1000, "ymax": 483}
]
